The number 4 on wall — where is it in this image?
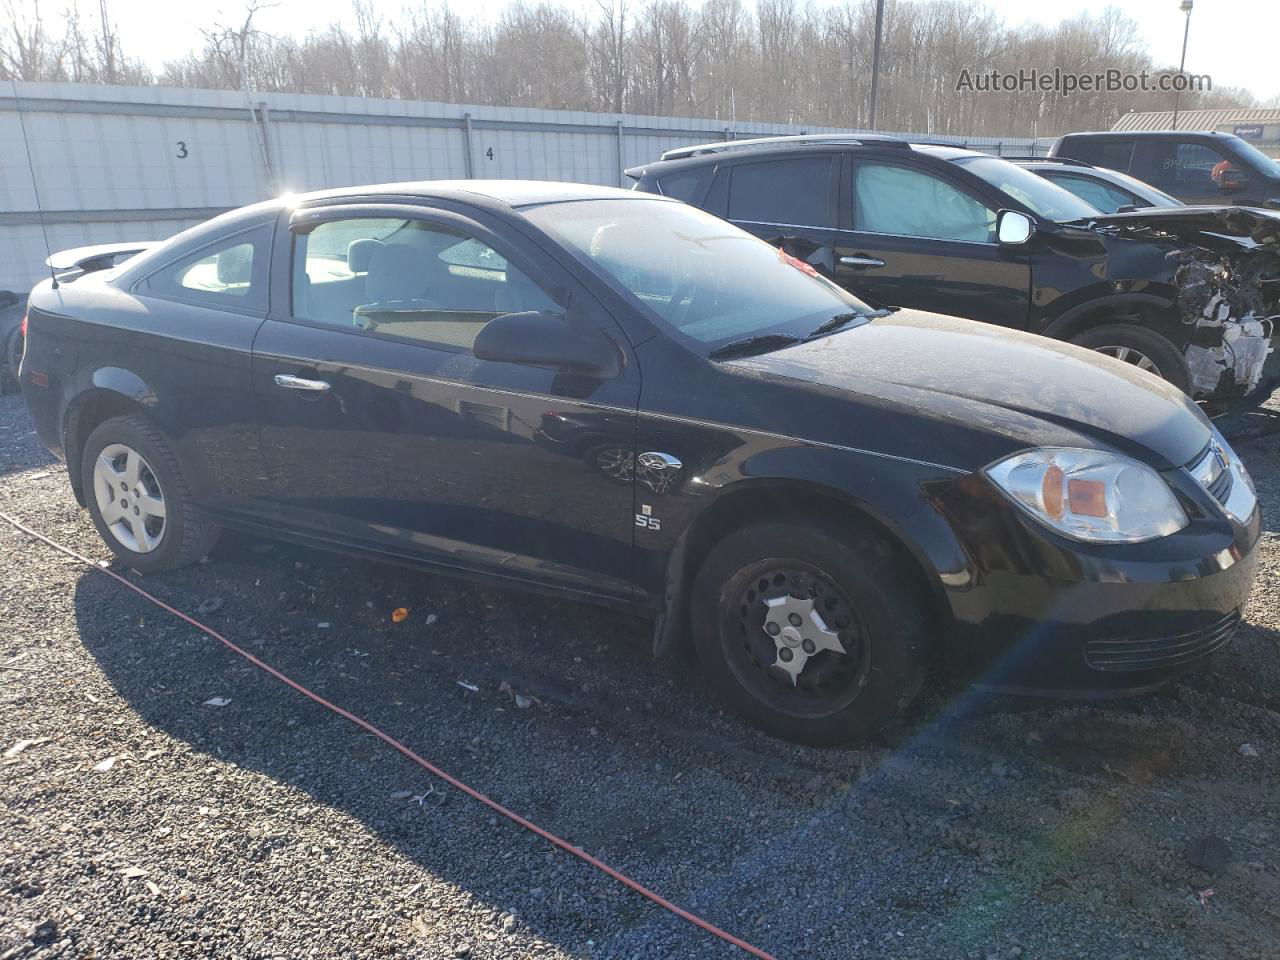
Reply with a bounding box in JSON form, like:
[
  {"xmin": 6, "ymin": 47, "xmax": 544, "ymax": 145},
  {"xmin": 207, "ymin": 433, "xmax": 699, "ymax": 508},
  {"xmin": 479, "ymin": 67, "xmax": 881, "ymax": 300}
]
[{"xmin": 486, "ymin": 147, "xmax": 494, "ymax": 160}]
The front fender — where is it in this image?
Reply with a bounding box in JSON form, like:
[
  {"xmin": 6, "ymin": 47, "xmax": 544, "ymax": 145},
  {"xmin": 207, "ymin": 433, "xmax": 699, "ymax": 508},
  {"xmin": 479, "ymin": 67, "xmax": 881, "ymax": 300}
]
[{"xmin": 637, "ymin": 420, "xmax": 975, "ymax": 656}]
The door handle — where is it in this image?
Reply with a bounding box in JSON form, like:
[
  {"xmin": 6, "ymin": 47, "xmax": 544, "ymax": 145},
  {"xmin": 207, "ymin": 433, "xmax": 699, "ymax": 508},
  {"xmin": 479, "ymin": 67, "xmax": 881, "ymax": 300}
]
[
  {"xmin": 274, "ymin": 374, "xmax": 331, "ymax": 393},
  {"xmin": 839, "ymin": 255, "xmax": 886, "ymax": 268}
]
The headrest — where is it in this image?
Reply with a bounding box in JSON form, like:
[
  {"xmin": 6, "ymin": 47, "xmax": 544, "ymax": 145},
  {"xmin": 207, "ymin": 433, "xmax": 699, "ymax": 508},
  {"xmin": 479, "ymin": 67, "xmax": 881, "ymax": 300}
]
[
  {"xmin": 365, "ymin": 243, "xmax": 426, "ymax": 303},
  {"xmin": 347, "ymin": 238, "xmax": 383, "ymax": 273},
  {"xmin": 216, "ymin": 245, "xmax": 253, "ymax": 285}
]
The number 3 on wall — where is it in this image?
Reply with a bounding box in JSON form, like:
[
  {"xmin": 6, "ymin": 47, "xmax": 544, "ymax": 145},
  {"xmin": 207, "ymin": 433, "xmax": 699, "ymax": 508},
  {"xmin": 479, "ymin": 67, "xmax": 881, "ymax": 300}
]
[{"xmin": 176, "ymin": 141, "xmax": 189, "ymax": 159}]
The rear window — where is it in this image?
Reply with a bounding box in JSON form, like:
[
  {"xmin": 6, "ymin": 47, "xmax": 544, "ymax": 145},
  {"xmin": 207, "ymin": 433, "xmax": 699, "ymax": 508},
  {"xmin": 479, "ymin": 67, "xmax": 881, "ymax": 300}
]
[
  {"xmin": 656, "ymin": 167, "xmax": 712, "ymax": 204},
  {"xmin": 727, "ymin": 157, "xmax": 834, "ymax": 228}
]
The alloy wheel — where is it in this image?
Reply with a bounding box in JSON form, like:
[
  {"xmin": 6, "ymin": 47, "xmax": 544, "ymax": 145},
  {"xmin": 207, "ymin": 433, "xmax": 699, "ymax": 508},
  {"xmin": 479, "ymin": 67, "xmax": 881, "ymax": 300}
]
[
  {"xmin": 1094, "ymin": 344, "xmax": 1162, "ymax": 376},
  {"xmin": 92, "ymin": 443, "xmax": 167, "ymax": 553}
]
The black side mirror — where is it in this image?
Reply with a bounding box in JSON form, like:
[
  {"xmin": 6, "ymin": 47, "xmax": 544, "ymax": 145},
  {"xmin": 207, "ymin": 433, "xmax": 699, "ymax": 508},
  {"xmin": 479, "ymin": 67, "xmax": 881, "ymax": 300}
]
[{"xmin": 473, "ymin": 310, "xmax": 620, "ymax": 377}]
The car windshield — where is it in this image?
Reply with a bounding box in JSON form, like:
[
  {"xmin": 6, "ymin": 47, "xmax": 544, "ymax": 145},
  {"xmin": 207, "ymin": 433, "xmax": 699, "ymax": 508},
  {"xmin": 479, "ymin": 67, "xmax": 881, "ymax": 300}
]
[
  {"xmin": 521, "ymin": 198, "xmax": 876, "ymax": 350},
  {"xmin": 953, "ymin": 155, "xmax": 1101, "ymax": 222},
  {"xmin": 1225, "ymin": 135, "xmax": 1280, "ymax": 175}
]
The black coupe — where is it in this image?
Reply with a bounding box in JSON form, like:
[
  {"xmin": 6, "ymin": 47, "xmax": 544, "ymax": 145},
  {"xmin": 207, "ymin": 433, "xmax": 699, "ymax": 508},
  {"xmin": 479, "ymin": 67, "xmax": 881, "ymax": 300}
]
[{"xmin": 19, "ymin": 181, "xmax": 1260, "ymax": 744}]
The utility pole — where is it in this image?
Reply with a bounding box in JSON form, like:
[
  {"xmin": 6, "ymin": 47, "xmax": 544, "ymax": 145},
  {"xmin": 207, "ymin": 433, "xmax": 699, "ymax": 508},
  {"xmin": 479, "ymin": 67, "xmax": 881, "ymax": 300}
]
[
  {"xmin": 868, "ymin": 0, "xmax": 885, "ymax": 130},
  {"xmin": 1171, "ymin": 0, "xmax": 1193, "ymax": 131}
]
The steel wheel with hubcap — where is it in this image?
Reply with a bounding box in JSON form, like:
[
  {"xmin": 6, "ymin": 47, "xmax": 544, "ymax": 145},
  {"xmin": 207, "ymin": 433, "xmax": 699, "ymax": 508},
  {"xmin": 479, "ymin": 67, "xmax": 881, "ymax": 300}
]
[
  {"xmin": 691, "ymin": 520, "xmax": 930, "ymax": 745},
  {"xmin": 724, "ymin": 561, "xmax": 872, "ymax": 719},
  {"xmin": 81, "ymin": 414, "xmax": 220, "ymax": 572},
  {"xmin": 92, "ymin": 443, "xmax": 167, "ymax": 553}
]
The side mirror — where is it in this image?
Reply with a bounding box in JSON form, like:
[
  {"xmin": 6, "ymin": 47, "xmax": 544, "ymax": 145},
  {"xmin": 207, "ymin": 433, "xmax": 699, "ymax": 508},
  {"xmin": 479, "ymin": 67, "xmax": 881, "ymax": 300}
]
[
  {"xmin": 473, "ymin": 310, "xmax": 620, "ymax": 377},
  {"xmin": 996, "ymin": 209, "xmax": 1035, "ymax": 245},
  {"xmin": 1219, "ymin": 170, "xmax": 1248, "ymax": 193}
]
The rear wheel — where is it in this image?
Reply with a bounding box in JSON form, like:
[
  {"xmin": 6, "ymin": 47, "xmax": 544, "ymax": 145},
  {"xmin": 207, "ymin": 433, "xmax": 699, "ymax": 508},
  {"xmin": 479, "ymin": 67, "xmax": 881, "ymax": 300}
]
[
  {"xmin": 81, "ymin": 415, "xmax": 219, "ymax": 572},
  {"xmin": 690, "ymin": 521, "xmax": 929, "ymax": 745},
  {"xmin": 1070, "ymin": 324, "xmax": 1190, "ymax": 394}
]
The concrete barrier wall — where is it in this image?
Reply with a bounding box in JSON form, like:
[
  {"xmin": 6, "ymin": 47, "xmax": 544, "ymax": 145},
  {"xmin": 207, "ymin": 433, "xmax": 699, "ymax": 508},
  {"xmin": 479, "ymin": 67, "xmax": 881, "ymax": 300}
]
[{"xmin": 0, "ymin": 81, "xmax": 1047, "ymax": 293}]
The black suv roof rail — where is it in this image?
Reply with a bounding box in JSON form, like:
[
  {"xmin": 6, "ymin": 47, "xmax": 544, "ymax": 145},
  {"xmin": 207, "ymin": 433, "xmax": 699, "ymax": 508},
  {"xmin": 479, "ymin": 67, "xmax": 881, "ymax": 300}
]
[
  {"xmin": 659, "ymin": 133, "xmax": 912, "ymax": 161},
  {"xmin": 1005, "ymin": 156, "xmax": 1094, "ymax": 168}
]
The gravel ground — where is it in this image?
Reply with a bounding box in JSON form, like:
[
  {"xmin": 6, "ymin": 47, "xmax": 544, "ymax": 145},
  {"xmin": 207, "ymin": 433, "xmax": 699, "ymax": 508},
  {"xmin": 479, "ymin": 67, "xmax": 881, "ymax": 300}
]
[{"xmin": 2, "ymin": 389, "xmax": 1279, "ymax": 960}]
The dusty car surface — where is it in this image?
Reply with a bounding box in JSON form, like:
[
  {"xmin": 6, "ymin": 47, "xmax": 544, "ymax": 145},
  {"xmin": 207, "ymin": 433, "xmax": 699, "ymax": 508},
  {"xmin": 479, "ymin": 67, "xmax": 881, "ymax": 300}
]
[
  {"xmin": 19, "ymin": 181, "xmax": 1262, "ymax": 744},
  {"xmin": 627, "ymin": 135, "xmax": 1280, "ymax": 404}
]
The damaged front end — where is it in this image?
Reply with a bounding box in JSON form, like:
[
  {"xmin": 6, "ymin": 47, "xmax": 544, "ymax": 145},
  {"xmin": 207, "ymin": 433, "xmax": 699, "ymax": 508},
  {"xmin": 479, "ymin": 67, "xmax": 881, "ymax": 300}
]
[{"xmin": 1093, "ymin": 207, "xmax": 1280, "ymax": 400}]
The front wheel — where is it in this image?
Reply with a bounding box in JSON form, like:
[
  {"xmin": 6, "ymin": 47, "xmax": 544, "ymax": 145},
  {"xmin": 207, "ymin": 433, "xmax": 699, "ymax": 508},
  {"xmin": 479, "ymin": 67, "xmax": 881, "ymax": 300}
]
[
  {"xmin": 1070, "ymin": 324, "xmax": 1191, "ymax": 395},
  {"xmin": 81, "ymin": 415, "xmax": 220, "ymax": 572},
  {"xmin": 690, "ymin": 522, "xmax": 930, "ymax": 745}
]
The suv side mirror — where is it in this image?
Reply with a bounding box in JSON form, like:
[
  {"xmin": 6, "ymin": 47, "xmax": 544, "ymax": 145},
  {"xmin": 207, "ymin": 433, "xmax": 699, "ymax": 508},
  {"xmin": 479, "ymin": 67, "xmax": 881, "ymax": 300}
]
[
  {"xmin": 996, "ymin": 209, "xmax": 1035, "ymax": 246},
  {"xmin": 473, "ymin": 310, "xmax": 620, "ymax": 377},
  {"xmin": 1219, "ymin": 169, "xmax": 1248, "ymax": 192}
]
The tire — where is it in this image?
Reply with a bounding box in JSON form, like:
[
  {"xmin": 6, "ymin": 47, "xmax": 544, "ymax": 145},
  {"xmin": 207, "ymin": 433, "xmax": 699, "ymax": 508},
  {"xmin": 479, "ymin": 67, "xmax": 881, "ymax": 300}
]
[
  {"xmin": 690, "ymin": 521, "xmax": 929, "ymax": 746},
  {"xmin": 81, "ymin": 414, "xmax": 220, "ymax": 573},
  {"xmin": 1, "ymin": 327, "xmax": 20, "ymax": 394},
  {"xmin": 1070, "ymin": 323, "xmax": 1191, "ymax": 394}
]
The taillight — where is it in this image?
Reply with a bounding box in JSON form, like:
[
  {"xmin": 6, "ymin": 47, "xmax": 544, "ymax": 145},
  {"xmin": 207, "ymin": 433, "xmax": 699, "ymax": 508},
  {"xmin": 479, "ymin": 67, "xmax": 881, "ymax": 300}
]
[{"xmin": 19, "ymin": 313, "xmax": 27, "ymax": 337}]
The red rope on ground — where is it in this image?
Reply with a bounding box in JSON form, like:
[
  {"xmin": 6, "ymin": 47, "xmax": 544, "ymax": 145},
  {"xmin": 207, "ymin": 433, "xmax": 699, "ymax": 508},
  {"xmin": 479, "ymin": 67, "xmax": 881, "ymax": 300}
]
[{"xmin": 0, "ymin": 509, "xmax": 778, "ymax": 960}]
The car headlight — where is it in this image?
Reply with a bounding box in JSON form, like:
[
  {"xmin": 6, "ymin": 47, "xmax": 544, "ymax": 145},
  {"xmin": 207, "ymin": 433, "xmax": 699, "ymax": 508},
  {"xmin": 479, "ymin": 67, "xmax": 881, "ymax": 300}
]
[{"xmin": 984, "ymin": 448, "xmax": 1189, "ymax": 543}]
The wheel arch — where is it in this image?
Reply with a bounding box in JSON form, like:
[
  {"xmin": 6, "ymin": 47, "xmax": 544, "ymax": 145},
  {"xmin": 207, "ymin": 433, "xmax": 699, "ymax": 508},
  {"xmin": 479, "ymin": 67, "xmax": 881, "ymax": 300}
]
[
  {"xmin": 1040, "ymin": 293, "xmax": 1182, "ymax": 343},
  {"xmin": 63, "ymin": 372, "xmax": 160, "ymax": 506},
  {"xmin": 652, "ymin": 477, "xmax": 951, "ymax": 657}
]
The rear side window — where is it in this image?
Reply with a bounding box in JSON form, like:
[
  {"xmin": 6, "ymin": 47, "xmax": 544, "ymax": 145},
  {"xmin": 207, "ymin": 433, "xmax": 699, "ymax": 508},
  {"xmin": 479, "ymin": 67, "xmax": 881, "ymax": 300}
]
[
  {"xmin": 139, "ymin": 225, "xmax": 271, "ymax": 311},
  {"xmin": 656, "ymin": 167, "xmax": 712, "ymax": 204},
  {"xmin": 727, "ymin": 157, "xmax": 834, "ymax": 228},
  {"xmin": 1062, "ymin": 138, "xmax": 1135, "ymax": 172},
  {"xmin": 1044, "ymin": 173, "xmax": 1141, "ymax": 213}
]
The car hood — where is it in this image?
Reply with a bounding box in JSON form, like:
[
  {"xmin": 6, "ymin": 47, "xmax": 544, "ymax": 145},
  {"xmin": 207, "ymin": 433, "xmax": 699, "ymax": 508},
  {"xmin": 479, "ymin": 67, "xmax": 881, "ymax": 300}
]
[
  {"xmin": 726, "ymin": 310, "xmax": 1212, "ymax": 472},
  {"xmin": 1084, "ymin": 205, "xmax": 1280, "ymax": 251}
]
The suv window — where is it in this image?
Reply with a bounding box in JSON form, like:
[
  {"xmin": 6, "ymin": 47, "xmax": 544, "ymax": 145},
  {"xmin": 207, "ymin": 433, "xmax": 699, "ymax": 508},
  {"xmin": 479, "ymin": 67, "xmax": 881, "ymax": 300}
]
[
  {"xmin": 1043, "ymin": 173, "xmax": 1140, "ymax": 213},
  {"xmin": 292, "ymin": 217, "xmax": 556, "ymax": 352},
  {"xmin": 139, "ymin": 225, "xmax": 270, "ymax": 311},
  {"xmin": 1145, "ymin": 141, "xmax": 1233, "ymax": 191},
  {"xmin": 854, "ymin": 162, "xmax": 994, "ymax": 242},
  {"xmin": 656, "ymin": 167, "xmax": 712, "ymax": 204},
  {"xmin": 1065, "ymin": 138, "xmax": 1135, "ymax": 172},
  {"xmin": 727, "ymin": 157, "xmax": 834, "ymax": 228}
]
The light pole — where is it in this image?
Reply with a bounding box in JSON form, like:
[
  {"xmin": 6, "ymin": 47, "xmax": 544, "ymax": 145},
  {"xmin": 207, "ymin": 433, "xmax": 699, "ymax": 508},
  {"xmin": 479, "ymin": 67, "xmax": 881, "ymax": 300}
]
[
  {"xmin": 868, "ymin": 0, "xmax": 885, "ymax": 130},
  {"xmin": 1171, "ymin": 0, "xmax": 1193, "ymax": 131}
]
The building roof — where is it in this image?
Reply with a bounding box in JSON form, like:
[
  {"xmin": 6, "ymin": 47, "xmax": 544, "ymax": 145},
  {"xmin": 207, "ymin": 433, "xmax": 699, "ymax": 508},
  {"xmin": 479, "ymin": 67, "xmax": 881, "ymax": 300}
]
[{"xmin": 1112, "ymin": 108, "xmax": 1280, "ymax": 132}]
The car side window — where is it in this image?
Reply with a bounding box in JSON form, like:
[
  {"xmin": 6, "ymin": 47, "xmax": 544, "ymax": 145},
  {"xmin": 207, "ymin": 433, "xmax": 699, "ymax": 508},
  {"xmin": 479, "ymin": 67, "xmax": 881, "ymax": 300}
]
[
  {"xmin": 1068, "ymin": 139, "xmax": 1135, "ymax": 172},
  {"xmin": 139, "ymin": 226, "xmax": 270, "ymax": 311},
  {"xmin": 853, "ymin": 163, "xmax": 995, "ymax": 242},
  {"xmin": 1146, "ymin": 142, "xmax": 1232, "ymax": 190},
  {"xmin": 727, "ymin": 157, "xmax": 834, "ymax": 228},
  {"xmin": 1045, "ymin": 173, "xmax": 1140, "ymax": 213},
  {"xmin": 292, "ymin": 217, "xmax": 558, "ymax": 353}
]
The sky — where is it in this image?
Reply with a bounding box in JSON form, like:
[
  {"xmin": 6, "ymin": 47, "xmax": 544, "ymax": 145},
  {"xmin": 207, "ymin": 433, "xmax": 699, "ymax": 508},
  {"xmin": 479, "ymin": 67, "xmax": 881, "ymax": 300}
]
[{"xmin": 35, "ymin": 0, "xmax": 1280, "ymax": 103}]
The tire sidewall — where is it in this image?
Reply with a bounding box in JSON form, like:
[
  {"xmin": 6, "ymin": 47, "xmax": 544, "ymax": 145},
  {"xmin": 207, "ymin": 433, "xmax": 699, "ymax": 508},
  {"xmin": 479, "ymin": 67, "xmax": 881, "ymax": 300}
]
[
  {"xmin": 691, "ymin": 522, "xmax": 925, "ymax": 745},
  {"xmin": 81, "ymin": 417, "xmax": 192, "ymax": 572}
]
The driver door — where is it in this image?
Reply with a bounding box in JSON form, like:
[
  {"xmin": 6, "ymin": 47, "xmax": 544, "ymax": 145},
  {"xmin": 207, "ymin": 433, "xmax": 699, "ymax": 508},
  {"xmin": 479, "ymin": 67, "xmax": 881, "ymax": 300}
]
[
  {"xmin": 834, "ymin": 157, "xmax": 1031, "ymax": 328},
  {"xmin": 250, "ymin": 203, "xmax": 641, "ymax": 602}
]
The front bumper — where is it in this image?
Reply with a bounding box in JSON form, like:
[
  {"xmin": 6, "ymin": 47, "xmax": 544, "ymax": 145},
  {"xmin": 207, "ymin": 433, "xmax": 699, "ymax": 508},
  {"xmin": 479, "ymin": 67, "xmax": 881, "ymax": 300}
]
[{"xmin": 934, "ymin": 470, "xmax": 1261, "ymax": 694}]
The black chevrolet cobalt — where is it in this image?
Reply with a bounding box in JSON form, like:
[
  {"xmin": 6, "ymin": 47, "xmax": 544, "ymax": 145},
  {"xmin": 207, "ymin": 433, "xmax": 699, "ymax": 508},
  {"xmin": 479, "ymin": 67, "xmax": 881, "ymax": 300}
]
[{"xmin": 19, "ymin": 181, "xmax": 1260, "ymax": 744}]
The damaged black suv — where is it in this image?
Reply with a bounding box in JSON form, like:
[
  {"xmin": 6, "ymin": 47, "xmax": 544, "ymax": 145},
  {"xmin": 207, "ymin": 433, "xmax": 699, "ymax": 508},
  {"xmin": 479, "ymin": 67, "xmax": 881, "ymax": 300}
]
[{"xmin": 628, "ymin": 135, "xmax": 1280, "ymax": 404}]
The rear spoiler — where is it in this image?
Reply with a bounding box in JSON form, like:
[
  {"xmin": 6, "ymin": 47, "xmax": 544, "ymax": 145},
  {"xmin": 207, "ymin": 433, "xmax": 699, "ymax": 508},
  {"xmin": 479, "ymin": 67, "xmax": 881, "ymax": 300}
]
[{"xmin": 624, "ymin": 165, "xmax": 644, "ymax": 182}]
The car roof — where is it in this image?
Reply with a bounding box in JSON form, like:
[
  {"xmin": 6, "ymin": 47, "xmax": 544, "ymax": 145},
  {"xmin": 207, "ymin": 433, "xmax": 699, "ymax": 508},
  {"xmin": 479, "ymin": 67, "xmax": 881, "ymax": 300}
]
[
  {"xmin": 293, "ymin": 179, "xmax": 650, "ymax": 209},
  {"xmin": 1058, "ymin": 130, "xmax": 1238, "ymax": 140},
  {"xmin": 629, "ymin": 136, "xmax": 990, "ymax": 178}
]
